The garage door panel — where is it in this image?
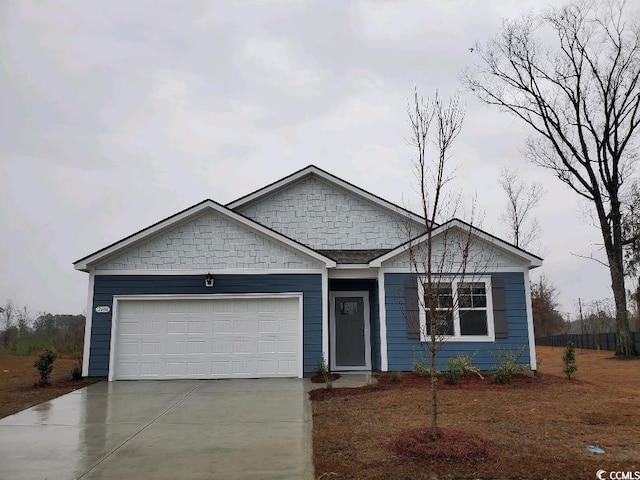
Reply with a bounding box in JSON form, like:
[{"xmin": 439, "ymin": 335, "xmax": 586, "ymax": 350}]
[
  {"xmin": 119, "ymin": 321, "xmax": 142, "ymax": 335},
  {"xmin": 118, "ymin": 341, "xmax": 140, "ymax": 356},
  {"xmin": 119, "ymin": 302, "xmax": 145, "ymax": 315},
  {"xmin": 231, "ymin": 360, "xmax": 253, "ymax": 376},
  {"xmin": 257, "ymin": 359, "xmax": 277, "ymax": 375},
  {"xmin": 140, "ymin": 362, "xmax": 159, "ymax": 376},
  {"xmin": 165, "ymin": 362, "xmax": 187, "ymax": 376},
  {"xmin": 185, "ymin": 321, "xmax": 205, "ymax": 334},
  {"xmin": 211, "ymin": 340, "xmax": 232, "ymax": 354},
  {"xmin": 212, "ymin": 319, "xmax": 232, "ymax": 333},
  {"xmin": 166, "ymin": 340, "xmax": 185, "ymax": 355},
  {"xmin": 233, "ymin": 339, "xmax": 253, "ymax": 355},
  {"xmin": 233, "ymin": 319, "xmax": 251, "ymax": 334},
  {"xmin": 142, "ymin": 321, "xmax": 163, "ymax": 335},
  {"xmin": 211, "ymin": 361, "xmax": 231, "ymax": 375},
  {"xmin": 257, "ymin": 339, "xmax": 276, "ymax": 354},
  {"xmin": 167, "ymin": 321, "xmax": 186, "ymax": 334},
  {"xmin": 258, "ymin": 319, "xmax": 277, "ymax": 334},
  {"xmin": 278, "ymin": 338, "xmax": 298, "ymax": 354},
  {"xmin": 140, "ymin": 342, "xmax": 161, "ymax": 355},
  {"xmin": 187, "ymin": 341, "xmax": 206, "ymax": 354},
  {"xmin": 114, "ymin": 297, "xmax": 301, "ymax": 380}
]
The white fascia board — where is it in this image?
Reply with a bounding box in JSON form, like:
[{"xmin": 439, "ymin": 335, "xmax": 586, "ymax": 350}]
[
  {"xmin": 88, "ymin": 268, "xmax": 327, "ymax": 276},
  {"xmin": 74, "ymin": 200, "xmax": 336, "ymax": 271},
  {"xmin": 369, "ymin": 219, "xmax": 543, "ymax": 269},
  {"xmin": 227, "ymin": 165, "xmax": 426, "ymax": 225},
  {"xmin": 328, "ymin": 267, "xmax": 378, "ymax": 279},
  {"xmin": 81, "ymin": 272, "xmax": 94, "ymax": 377}
]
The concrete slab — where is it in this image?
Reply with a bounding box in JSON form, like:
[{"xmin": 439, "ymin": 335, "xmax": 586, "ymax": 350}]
[{"xmin": 0, "ymin": 379, "xmax": 314, "ymax": 480}]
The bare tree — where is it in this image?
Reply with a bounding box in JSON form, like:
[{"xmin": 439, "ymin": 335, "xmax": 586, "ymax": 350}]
[
  {"xmin": 498, "ymin": 167, "xmax": 545, "ymax": 250},
  {"xmin": 464, "ymin": 0, "xmax": 640, "ymax": 356},
  {"xmin": 406, "ymin": 89, "xmax": 481, "ymax": 441},
  {"xmin": 2, "ymin": 300, "xmax": 15, "ymax": 348},
  {"xmin": 16, "ymin": 306, "xmax": 31, "ymax": 339}
]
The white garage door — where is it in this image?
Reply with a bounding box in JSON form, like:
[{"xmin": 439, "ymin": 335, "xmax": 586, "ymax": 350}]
[{"xmin": 112, "ymin": 296, "xmax": 302, "ymax": 380}]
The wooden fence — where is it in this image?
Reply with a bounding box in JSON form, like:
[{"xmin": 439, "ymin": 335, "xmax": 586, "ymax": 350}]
[{"xmin": 536, "ymin": 332, "xmax": 640, "ymax": 352}]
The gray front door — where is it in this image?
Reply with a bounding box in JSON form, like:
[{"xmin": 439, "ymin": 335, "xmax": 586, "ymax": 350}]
[{"xmin": 330, "ymin": 291, "xmax": 371, "ymax": 370}]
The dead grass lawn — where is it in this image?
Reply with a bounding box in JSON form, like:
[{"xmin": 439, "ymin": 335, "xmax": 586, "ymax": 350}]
[
  {"xmin": 312, "ymin": 346, "xmax": 640, "ymax": 479},
  {"xmin": 0, "ymin": 354, "xmax": 102, "ymax": 419}
]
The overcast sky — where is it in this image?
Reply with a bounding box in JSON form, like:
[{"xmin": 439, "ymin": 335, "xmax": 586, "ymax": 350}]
[{"xmin": 0, "ymin": 0, "xmax": 624, "ymax": 319}]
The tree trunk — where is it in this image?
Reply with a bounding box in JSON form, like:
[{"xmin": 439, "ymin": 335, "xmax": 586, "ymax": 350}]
[
  {"xmin": 430, "ymin": 339, "xmax": 437, "ymax": 441},
  {"xmin": 610, "ymin": 259, "xmax": 636, "ymax": 356},
  {"xmin": 599, "ymin": 198, "xmax": 637, "ymax": 357},
  {"xmin": 600, "ymin": 206, "xmax": 638, "ymax": 357}
]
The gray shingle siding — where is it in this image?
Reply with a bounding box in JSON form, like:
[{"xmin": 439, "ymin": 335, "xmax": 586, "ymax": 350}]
[
  {"xmin": 237, "ymin": 176, "xmax": 426, "ymax": 250},
  {"xmin": 93, "ymin": 211, "xmax": 323, "ymax": 271},
  {"xmin": 88, "ymin": 274, "xmax": 322, "ymax": 376}
]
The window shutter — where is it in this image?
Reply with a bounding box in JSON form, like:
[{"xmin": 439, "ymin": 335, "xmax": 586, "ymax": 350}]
[
  {"xmin": 405, "ymin": 279, "xmax": 420, "ymax": 339},
  {"xmin": 492, "ymin": 277, "xmax": 508, "ymax": 338}
]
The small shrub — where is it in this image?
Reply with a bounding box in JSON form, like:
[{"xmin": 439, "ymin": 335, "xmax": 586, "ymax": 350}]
[
  {"xmin": 71, "ymin": 359, "xmax": 83, "ymax": 381},
  {"xmin": 454, "ymin": 352, "xmax": 484, "ymax": 379},
  {"xmin": 316, "ymin": 358, "xmax": 329, "ymax": 377},
  {"xmin": 390, "ymin": 371, "xmax": 403, "ymax": 384},
  {"xmin": 491, "ymin": 346, "xmax": 529, "ymax": 384},
  {"xmin": 445, "ymin": 352, "xmax": 484, "ymax": 385},
  {"xmin": 367, "ymin": 377, "xmax": 379, "ymax": 389},
  {"xmin": 412, "ymin": 351, "xmax": 430, "ymax": 376},
  {"xmin": 34, "ymin": 349, "xmax": 57, "ymax": 386},
  {"xmin": 316, "ymin": 358, "xmax": 332, "ymax": 389},
  {"xmin": 562, "ymin": 341, "xmax": 578, "ymax": 379},
  {"xmin": 445, "ymin": 358, "xmax": 458, "ymax": 385}
]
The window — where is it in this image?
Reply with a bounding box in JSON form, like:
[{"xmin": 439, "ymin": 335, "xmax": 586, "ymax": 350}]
[{"xmin": 418, "ymin": 277, "xmax": 494, "ymax": 342}]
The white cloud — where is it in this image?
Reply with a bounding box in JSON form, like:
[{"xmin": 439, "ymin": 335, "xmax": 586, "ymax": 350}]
[{"xmin": 242, "ymin": 35, "xmax": 322, "ymax": 89}]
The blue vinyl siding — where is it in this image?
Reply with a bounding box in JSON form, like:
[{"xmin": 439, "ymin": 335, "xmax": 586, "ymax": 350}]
[
  {"xmin": 384, "ymin": 272, "xmax": 531, "ymax": 371},
  {"xmin": 329, "ymin": 279, "xmax": 380, "ymax": 371},
  {"xmin": 88, "ymin": 274, "xmax": 322, "ymax": 376}
]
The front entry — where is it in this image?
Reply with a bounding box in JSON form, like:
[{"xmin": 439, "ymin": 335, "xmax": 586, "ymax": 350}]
[{"xmin": 329, "ymin": 291, "xmax": 371, "ymax": 371}]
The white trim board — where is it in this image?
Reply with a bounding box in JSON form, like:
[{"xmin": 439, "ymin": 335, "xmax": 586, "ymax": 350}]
[
  {"xmin": 88, "ymin": 268, "xmax": 327, "ymax": 276},
  {"xmin": 81, "ymin": 272, "xmax": 95, "ymax": 377},
  {"xmin": 328, "ymin": 268, "xmax": 379, "ymax": 279}
]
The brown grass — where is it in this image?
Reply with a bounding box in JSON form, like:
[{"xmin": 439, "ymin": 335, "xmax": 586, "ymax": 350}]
[
  {"xmin": 0, "ymin": 354, "xmax": 102, "ymax": 419},
  {"xmin": 312, "ymin": 346, "xmax": 640, "ymax": 479}
]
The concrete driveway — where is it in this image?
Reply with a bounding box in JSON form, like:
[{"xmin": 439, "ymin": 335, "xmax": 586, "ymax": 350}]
[{"xmin": 0, "ymin": 379, "xmax": 314, "ymax": 480}]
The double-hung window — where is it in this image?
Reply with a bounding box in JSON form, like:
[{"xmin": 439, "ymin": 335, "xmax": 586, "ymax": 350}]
[{"xmin": 418, "ymin": 277, "xmax": 494, "ymax": 342}]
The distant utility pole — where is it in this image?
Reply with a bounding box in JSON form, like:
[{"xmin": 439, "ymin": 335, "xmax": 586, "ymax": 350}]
[{"xmin": 578, "ymin": 298, "xmax": 584, "ymax": 335}]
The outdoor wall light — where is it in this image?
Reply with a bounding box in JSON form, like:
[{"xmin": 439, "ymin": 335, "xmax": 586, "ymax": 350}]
[{"xmin": 205, "ymin": 273, "xmax": 215, "ymax": 287}]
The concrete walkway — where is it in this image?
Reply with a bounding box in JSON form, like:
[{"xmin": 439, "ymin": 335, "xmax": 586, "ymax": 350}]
[{"xmin": 0, "ymin": 379, "xmax": 313, "ymax": 480}]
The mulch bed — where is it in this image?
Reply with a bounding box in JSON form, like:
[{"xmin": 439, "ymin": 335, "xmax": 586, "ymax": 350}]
[
  {"xmin": 309, "ymin": 371, "xmax": 571, "ymax": 400},
  {"xmin": 390, "ymin": 427, "xmax": 491, "ymax": 465}
]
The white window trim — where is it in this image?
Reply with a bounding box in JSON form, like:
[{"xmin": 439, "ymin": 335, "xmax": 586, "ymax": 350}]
[{"xmin": 418, "ymin": 276, "xmax": 495, "ymax": 343}]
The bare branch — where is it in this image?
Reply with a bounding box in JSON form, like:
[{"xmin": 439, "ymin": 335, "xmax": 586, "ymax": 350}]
[{"xmin": 464, "ymin": 0, "xmax": 640, "ymax": 356}]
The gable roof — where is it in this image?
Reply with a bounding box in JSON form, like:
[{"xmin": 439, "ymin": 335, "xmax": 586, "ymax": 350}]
[
  {"xmin": 226, "ymin": 165, "xmax": 426, "ymax": 226},
  {"xmin": 73, "ymin": 199, "xmax": 337, "ymax": 272},
  {"xmin": 368, "ymin": 218, "xmax": 543, "ymax": 269}
]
